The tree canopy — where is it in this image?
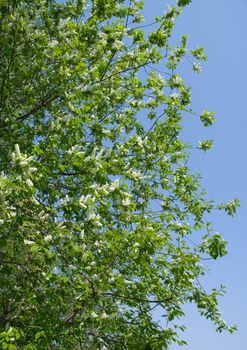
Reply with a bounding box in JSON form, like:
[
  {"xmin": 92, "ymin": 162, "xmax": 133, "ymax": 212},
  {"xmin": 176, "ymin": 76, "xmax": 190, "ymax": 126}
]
[{"xmin": 0, "ymin": 0, "xmax": 239, "ymax": 349}]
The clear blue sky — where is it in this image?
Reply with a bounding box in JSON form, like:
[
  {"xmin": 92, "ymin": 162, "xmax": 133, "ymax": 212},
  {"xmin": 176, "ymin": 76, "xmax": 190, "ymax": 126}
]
[{"xmin": 144, "ymin": 0, "xmax": 247, "ymax": 349}]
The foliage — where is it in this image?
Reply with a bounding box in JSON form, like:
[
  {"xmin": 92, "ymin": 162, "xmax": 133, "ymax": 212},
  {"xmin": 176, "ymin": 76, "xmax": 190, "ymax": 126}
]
[{"xmin": 0, "ymin": 0, "xmax": 238, "ymax": 349}]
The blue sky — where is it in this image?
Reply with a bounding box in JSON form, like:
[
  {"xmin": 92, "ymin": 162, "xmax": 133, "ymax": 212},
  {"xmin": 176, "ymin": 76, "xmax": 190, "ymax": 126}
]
[{"xmin": 143, "ymin": 0, "xmax": 247, "ymax": 349}]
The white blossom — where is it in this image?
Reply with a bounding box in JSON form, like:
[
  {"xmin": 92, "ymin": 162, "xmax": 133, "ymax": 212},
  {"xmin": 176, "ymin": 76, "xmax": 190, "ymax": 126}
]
[
  {"xmin": 101, "ymin": 312, "xmax": 108, "ymax": 319},
  {"xmin": 31, "ymin": 196, "xmax": 40, "ymax": 205},
  {"xmin": 80, "ymin": 229, "xmax": 85, "ymax": 239},
  {"xmin": 122, "ymin": 197, "xmax": 131, "ymax": 206},
  {"xmin": 86, "ymin": 208, "xmax": 96, "ymax": 221},
  {"xmin": 79, "ymin": 194, "xmax": 95, "ymax": 208},
  {"xmin": 26, "ymin": 179, "xmax": 33, "ymax": 187},
  {"xmin": 44, "ymin": 235, "xmax": 52, "ymax": 242},
  {"xmin": 24, "ymin": 239, "xmax": 34, "ymax": 245},
  {"xmin": 15, "ymin": 144, "xmax": 21, "ymax": 157},
  {"xmin": 109, "ymin": 179, "xmax": 120, "ymax": 192},
  {"xmin": 19, "ymin": 161, "xmax": 28, "ymax": 167}
]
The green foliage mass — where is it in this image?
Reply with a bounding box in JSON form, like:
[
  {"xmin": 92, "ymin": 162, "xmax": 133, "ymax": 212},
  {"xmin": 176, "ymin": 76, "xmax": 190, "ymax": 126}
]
[{"xmin": 0, "ymin": 0, "xmax": 239, "ymax": 349}]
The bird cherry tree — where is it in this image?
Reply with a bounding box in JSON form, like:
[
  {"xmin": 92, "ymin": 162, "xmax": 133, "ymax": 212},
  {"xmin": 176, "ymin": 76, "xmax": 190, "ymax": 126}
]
[{"xmin": 0, "ymin": 0, "xmax": 238, "ymax": 349}]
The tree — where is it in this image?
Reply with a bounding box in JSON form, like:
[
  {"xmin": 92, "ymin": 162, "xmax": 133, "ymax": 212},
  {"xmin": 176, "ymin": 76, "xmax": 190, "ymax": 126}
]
[{"xmin": 0, "ymin": 0, "xmax": 239, "ymax": 349}]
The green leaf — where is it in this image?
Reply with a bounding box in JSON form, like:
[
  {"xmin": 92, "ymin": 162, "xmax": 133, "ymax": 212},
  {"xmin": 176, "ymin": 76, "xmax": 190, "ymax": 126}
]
[
  {"xmin": 200, "ymin": 110, "xmax": 216, "ymax": 126},
  {"xmin": 178, "ymin": 0, "xmax": 192, "ymax": 7}
]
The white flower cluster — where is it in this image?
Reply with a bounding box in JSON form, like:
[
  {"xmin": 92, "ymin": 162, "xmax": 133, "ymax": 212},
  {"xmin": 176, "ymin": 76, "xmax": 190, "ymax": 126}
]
[
  {"xmin": 38, "ymin": 210, "xmax": 50, "ymax": 221},
  {"xmin": 120, "ymin": 190, "xmax": 133, "ymax": 207},
  {"xmin": 136, "ymin": 136, "xmax": 148, "ymax": 149},
  {"xmin": 84, "ymin": 147, "xmax": 107, "ymax": 162},
  {"xmin": 67, "ymin": 145, "xmax": 113, "ymax": 174},
  {"xmin": 58, "ymin": 17, "xmax": 71, "ymax": 29},
  {"xmin": 79, "ymin": 194, "xmax": 102, "ymax": 226},
  {"xmin": 24, "ymin": 239, "xmax": 34, "ymax": 245},
  {"xmin": 112, "ymin": 39, "xmax": 124, "ymax": 50},
  {"xmin": 97, "ymin": 179, "xmax": 120, "ymax": 196},
  {"xmin": 125, "ymin": 168, "xmax": 144, "ymax": 180},
  {"xmin": 172, "ymin": 75, "xmax": 183, "ymax": 88},
  {"xmin": 11, "ymin": 144, "xmax": 37, "ymax": 176},
  {"xmin": 193, "ymin": 62, "xmax": 202, "ymax": 74},
  {"xmin": 79, "ymin": 194, "xmax": 95, "ymax": 209},
  {"xmin": 67, "ymin": 144, "xmax": 84, "ymax": 156}
]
